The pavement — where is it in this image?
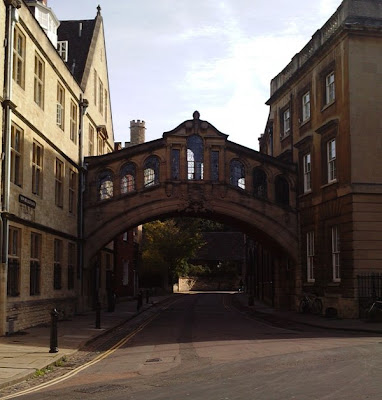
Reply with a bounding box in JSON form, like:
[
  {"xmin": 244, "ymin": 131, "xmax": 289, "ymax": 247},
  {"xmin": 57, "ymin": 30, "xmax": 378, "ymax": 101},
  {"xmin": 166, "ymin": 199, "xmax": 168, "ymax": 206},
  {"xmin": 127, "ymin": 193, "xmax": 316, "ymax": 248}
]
[{"xmin": 0, "ymin": 292, "xmax": 381, "ymax": 393}]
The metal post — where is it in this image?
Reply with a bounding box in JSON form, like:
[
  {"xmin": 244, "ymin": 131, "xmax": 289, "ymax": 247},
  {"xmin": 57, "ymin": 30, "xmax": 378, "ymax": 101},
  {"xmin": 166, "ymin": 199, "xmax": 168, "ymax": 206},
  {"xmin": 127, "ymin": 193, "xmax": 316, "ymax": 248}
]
[{"xmin": 49, "ymin": 309, "xmax": 59, "ymax": 353}]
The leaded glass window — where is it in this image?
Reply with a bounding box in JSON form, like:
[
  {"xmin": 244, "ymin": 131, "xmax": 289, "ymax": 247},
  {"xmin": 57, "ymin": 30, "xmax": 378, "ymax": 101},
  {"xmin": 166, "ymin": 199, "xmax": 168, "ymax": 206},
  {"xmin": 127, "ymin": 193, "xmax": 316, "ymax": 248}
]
[
  {"xmin": 253, "ymin": 168, "xmax": 267, "ymax": 198},
  {"xmin": 98, "ymin": 170, "xmax": 113, "ymax": 200},
  {"xmin": 230, "ymin": 160, "xmax": 245, "ymax": 189},
  {"xmin": 187, "ymin": 135, "xmax": 203, "ymax": 180},
  {"xmin": 275, "ymin": 175, "xmax": 289, "ymax": 205},
  {"xmin": 121, "ymin": 163, "xmax": 136, "ymax": 194},
  {"xmin": 144, "ymin": 156, "xmax": 160, "ymax": 187}
]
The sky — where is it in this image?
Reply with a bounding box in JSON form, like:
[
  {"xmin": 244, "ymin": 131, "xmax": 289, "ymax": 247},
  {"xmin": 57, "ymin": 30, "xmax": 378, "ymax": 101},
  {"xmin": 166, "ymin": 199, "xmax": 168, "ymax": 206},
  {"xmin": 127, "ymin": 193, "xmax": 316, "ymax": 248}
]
[{"xmin": 48, "ymin": 0, "xmax": 341, "ymax": 150}]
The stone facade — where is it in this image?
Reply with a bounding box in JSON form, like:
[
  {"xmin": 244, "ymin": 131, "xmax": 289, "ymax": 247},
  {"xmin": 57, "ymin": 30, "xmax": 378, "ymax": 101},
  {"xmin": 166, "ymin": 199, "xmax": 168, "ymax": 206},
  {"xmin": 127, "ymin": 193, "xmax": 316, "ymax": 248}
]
[
  {"xmin": 259, "ymin": 0, "xmax": 382, "ymax": 318},
  {"xmin": 0, "ymin": 0, "xmax": 114, "ymax": 334}
]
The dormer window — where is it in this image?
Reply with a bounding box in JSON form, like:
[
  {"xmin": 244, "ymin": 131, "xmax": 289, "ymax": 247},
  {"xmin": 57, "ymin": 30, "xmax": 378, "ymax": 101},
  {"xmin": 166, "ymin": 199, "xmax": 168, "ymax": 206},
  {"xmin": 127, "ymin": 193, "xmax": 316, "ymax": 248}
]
[{"xmin": 57, "ymin": 41, "xmax": 68, "ymax": 62}]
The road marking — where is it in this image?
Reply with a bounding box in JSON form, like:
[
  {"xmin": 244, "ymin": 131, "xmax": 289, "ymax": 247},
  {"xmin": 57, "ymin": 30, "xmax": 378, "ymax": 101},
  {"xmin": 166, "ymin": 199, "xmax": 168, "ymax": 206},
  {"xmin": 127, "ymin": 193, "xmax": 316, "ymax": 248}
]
[{"xmin": 0, "ymin": 297, "xmax": 181, "ymax": 400}]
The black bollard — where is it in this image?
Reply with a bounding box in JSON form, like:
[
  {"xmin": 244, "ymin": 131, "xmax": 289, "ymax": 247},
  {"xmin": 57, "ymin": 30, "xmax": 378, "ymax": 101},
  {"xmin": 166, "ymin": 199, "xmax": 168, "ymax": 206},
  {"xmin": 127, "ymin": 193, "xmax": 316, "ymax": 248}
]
[
  {"xmin": 95, "ymin": 301, "xmax": 101, "ymax": 329},
  {"xmin": 49, "ymin": 308, "xmax": 59, "ymax": 353}
]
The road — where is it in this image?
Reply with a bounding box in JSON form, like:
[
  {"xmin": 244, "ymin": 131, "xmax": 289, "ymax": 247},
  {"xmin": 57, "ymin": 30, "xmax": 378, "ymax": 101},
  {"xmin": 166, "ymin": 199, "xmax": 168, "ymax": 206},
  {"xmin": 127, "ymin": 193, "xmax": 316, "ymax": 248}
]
[{"xmin": 4, "ymin": 293, "xmax": 382, "ymax": 399}]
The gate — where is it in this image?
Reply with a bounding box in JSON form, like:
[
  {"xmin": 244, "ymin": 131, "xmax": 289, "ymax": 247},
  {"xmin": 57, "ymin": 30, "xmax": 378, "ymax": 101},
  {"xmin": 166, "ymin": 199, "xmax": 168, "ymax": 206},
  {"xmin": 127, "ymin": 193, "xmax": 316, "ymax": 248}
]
[{"xmin": 357, "ymin": 273, "xmax": 382, "ymax": 318}]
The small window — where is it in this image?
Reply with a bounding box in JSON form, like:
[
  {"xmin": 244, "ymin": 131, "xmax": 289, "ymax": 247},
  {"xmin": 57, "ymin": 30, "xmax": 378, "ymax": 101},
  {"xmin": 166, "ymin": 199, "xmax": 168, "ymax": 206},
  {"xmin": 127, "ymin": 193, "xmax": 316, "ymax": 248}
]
[
  {"xmin": 89, "ymin": 124, "xmax": 94, "ymax": 156},
  {"xmin": 325, "ymin": 72, "xmax": 335, "ymax": 104},
  {"xmin": 230, "ymin": 160, "xmax": 245, "ymax": 190},
  {"xmin": 56, "ymin": 83, "xmax": 65, "ymax": 130},
  {"xmin": 98, "ymin": 170, "xmax": 114, "ymax": 200},
  {"xmin": 327, "ymin": 139, "xmax": 336, "ymax": 183},
  {"xmin": 211, "ymin": 151, "xmax": 219, "ymax": 182},
  {"xmin": 97, "ymin": 132, "xmax": 105, "ymax": 155},
  {"xmin": 302, "ymin": 91, "xmax": 311, "ymax": 122},
  {"xmin": 275, "ymin": 175, "xmax": 289, "ymax": 206},
  {"xmin": 13, "ymin": 26, "xmax": 26, "ymax": 88},
  {"xmin": 11, "ymin": 124, "xmax": 23, "ymax": 186},
  {"xmin": 187, "ymin": 135, "xmax": 204, "ymax": 180},
  {"xmin": 55, "ymin": 158, "xmax": 64, "ymax": 208},
  {"xmin": 171, "ymin": 149, "xmax": 180, "ymax": 180},
  {"xmin": 54, "ymin": 239, "xmax": 62, "ymax": 290},
  {"xmin": 32, "ymin": 141, "xmax": 43, "ymax": 196},
  {"xmin": 120, "ymin": 163, "xmax": 136, "ymax": 194},
  {"xmin": 123, "ymin": 232, "xmax": 128, "ymax": 242},
  {"xmin": 69, "ymin": 169, "xmax": 76, "ymax": 214},
  {"xmin": 30, "ymin": 232, "xmax": 41, "ymax": 296},
  {"xmin": 7, "ymin": 226, "xmax": 21, "ymax": 297},
  {"xmin": 34, "ymin": 53, "xmax": 45, "ymax": 108},
  {"xmin": 68, "ymin": 242, "xmax": 75, "ymax": 290},
  {"xmin": 282, "ymin": 108, "xmax": 290, "ymax": 137},
  {"xmin": 303, "ymin": 153, "xmax": 311, "ymax": 193},
  {"xmin": 332, "ymin": 226, "xmax": 340, "ymax": 282},
  {"xmin": 306, "ymin": 231, "xmax": 314, "ymax": 282},
  {"xmin": 57, "ymin": 41, "xmax": 68, "ymax": 62},
  {"xmin": 144, "ymin": 156, "xmax": 160, "ymax": 187},
  {"xmin": 253, "ymin": 168, "xmax": 267, "ymax": 198},
  {"xmin": 70, "ymin": 101, "xmax": 77, "ymax": 143}
]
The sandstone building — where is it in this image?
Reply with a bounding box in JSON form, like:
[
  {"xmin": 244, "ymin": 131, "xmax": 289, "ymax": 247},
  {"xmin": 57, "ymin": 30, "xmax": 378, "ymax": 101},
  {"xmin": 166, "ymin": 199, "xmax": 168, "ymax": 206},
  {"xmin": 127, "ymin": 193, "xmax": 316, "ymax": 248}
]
[
  {"xmin": 258, "ymin": 0, "xmax": 382, "ymax": 317},
  {"xmin": 0, "ymin": 0, "xmax": 114, "ymax": 334}
]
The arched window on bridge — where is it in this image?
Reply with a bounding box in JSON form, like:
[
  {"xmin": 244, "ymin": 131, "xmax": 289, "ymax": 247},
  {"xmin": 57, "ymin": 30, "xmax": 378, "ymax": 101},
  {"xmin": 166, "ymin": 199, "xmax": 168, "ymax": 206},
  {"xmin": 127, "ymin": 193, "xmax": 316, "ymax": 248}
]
[
  {"xmin": 275, "ymin": 175, "xmax": 289, "ymax": 206},
  {"xmin": 120, "ymin": 163, "xmax": 136, "ymax": 194},
  {"xmin": 98, "ymin": 170, "xmax": 114, "ymax": 200},
  {"xmin": 230, "ymin": 160, "xmax": 245, "ymax": 189},
  {"xmin": 253, "ymin": 168, "xmax": 267, "ymax": 198},
  {"xmin": 187, "ymin": 135, "xmax": 204, "ymax": 180},
  {"xmin": 144, "ymin": 156, "xmax": 160, "ymax": 187}
]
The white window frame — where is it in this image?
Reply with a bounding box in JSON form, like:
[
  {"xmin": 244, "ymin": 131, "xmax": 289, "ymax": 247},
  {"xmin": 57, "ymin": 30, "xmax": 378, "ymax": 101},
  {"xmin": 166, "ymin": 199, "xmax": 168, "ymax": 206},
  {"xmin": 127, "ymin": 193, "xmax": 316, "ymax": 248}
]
[
  {"xmin": 331, "ymin": 226, "xmax": 340, "ymax": 282},
  {"xmin": 327, "ymin": 138, "xmax": 337, "ymax": 183},
  {"xmin": 57, "ymin": 41, "xmax": 68, "ymax": 62},
  {"xmin": 283, "ymin": 108, "xmax": 290, "ymax": 136},
  {"xmin": 303, "ymin": 153, "xmax": 311, "ymax": 193},
  {"xmin": 306, "ymin": 231, "xmax": 315, "ymax": 282},
  {"xmin": 325, "ymin": 72, "xmax": 335, "ymax": 104},
  {"xmin": 56, "ymin": 83, "xmax": 65, "ymax": 129},
  {"xmin": 302, "ymin": 91, "xmax": 311, "ymax": 121}
]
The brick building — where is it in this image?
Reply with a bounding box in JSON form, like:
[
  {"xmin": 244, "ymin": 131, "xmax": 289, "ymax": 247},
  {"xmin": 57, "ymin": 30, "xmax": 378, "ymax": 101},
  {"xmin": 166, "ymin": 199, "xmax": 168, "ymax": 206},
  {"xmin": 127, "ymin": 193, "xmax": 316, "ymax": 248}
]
[
  {"xmin": 258, "ymin": 0, "xmax": 382, "ymax": 317},
  {"xmin": 0, "ymin": 0, "xmax": 114, "ymax": 334}
]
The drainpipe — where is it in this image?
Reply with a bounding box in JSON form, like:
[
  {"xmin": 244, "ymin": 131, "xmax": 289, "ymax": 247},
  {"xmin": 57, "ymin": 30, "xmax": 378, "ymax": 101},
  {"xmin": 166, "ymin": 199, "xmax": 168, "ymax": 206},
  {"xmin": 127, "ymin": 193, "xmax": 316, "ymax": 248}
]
[
  {"xmin": 1, "ymin": 1, "xmax": 20, "ymax": 336},
  {"xmin": 78, "ymin": 95, "xmax": 88, "ymax": 308}
]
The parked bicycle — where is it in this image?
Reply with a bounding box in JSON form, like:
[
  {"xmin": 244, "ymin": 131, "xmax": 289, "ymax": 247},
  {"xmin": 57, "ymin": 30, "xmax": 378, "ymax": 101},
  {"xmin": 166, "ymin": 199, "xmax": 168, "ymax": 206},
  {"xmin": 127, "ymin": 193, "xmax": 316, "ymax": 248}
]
[{"xmin": 298, "ymin": 293, "xmax": 323, "ymax": 315}]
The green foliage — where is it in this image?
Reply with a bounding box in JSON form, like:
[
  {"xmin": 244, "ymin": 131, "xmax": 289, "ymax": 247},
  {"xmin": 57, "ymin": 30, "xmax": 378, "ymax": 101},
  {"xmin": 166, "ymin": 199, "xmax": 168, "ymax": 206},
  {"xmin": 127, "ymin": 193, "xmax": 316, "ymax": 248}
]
[{"xmin": 142, "ymin": 219, "xmax": 206, "ymax": 283}]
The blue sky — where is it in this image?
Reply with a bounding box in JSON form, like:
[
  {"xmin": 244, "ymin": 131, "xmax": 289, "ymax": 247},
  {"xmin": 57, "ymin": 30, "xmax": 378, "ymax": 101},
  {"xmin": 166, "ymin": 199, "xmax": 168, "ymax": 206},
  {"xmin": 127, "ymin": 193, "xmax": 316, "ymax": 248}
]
[{"xmin": 49, "ymin": 0, "xmax": 341, "ymax": 149}]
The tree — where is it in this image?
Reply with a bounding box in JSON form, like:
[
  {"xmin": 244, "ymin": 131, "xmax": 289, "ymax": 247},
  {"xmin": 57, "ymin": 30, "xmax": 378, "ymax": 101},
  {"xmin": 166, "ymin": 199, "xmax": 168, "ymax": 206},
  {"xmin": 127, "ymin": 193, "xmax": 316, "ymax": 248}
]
[{"xmin": 141, "ymin": 219, "xmax": 205, "ymax": 286}]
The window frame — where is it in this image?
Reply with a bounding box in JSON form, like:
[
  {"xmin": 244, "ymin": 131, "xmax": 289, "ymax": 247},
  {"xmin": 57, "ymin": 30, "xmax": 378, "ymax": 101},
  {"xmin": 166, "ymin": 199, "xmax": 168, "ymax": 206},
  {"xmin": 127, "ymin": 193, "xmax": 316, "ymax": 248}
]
[
  {"xmin": 7, "ymin": 226, "xmax": 21, "ymax": 297},
  {"xmin": 327, "ymin": 138, "xmax": 337, "ymax": 183},
  {"xmin": 55, "ymin": 158, "xmax": 64, "ymax": 208},
  {"xmin": 303, "ymin": 153, "xmax": 312, "ymax": 193},
  {"xmin": 30, "ymin": 232, "xmax": 41, "ymax": 296},
  {"xmin": 331, "ymin": 225, "xmax": 340, "ymax": 282},
  {"xmin": 54, "ymin": 239, "xmax": 62, "ymax": 290},
  {"xmin": 230, "ymin": 159, "xmax": 245, "ymax": 190},
  {"xmin": 32, "ymin": 140, "xmax": 43, "ymax": 196},
  {"xmin": 89, "ymin": 124, "xmax": 94, "ymax": 156},
  {"xmin": 306, "ymin": 231, "xmax": 315, "ymax": 283},
  {"xmin": 98, "ymin": 170, "xmax": 114, "ymax": 200},
  {"xmin": 11, "ymin": 123, "xmax": 23, "ymax": 186},
  {"xmin": 70, "ymin": 100, "xmax": 77, "ymax": 143},
  {"xmin": 283, "ymin": 108, "xmax": 290, "ymax": 136},
  {"xmin": 57, "ymin": 40, "xmax": 68, "ymax": 62},
  {"xmin": 13, "ymin": 26, "xmax": 26, "ymax": 88},
  {"xmin": 325, "ymin": 71, "xmax": 335, "ymax": 105},
  {"xmin": 34, "ymin": 53, "xmax": 45, "ymax": 108},
  {"xmin": 56, "ymin": 82, "xmax": 65, "ymax": 130},
  {"xmin": 302, "ymin": 91, "xmax": 311, "ymax": 122}
]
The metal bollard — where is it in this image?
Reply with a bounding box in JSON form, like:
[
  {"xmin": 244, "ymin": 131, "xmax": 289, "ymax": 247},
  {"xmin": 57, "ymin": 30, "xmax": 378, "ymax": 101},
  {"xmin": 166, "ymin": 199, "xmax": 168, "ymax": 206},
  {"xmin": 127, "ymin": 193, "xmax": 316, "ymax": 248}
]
[
  {"xmin": 49, "ymin": 308, "xmax": 59, "ymax": 353},
  {"xmin": 95, "ymin": 301, "xmax": 101, "ymax": 329}
]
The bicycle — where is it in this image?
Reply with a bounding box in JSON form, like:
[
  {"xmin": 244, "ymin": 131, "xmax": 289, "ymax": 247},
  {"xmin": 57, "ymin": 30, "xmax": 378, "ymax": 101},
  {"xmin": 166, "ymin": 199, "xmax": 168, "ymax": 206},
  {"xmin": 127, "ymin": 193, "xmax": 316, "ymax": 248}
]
[{"xmin": 298, "ymin": 293, "xmax": 323, "ymax": 315}]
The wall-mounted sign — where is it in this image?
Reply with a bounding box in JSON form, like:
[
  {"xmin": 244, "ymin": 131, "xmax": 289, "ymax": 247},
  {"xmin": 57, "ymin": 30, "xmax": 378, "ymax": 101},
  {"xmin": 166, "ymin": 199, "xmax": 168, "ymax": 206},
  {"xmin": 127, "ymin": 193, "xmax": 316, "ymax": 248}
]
[{"xmin": 19, "ymin": 194, "xmax": 36, "ymax": 209}]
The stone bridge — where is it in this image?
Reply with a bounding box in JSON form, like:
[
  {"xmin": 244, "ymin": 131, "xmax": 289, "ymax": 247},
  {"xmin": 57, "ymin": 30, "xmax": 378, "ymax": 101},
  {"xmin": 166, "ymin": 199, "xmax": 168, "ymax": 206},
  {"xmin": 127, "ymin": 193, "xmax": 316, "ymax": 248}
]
[{"xmin": 83, "ymin": 112, "xmax": 298, "ymax": 267}]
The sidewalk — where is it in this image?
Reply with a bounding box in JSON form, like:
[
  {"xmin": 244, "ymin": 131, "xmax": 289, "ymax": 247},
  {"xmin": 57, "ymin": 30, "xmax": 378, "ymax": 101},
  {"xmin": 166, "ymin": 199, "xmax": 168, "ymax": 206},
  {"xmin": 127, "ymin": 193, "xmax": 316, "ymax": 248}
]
[
  {"xmin": 233, "ymin": 292, "xmax": 382, "ymax": 334},
  {"xmin": 0, "ymin": 295, "xmax": 172, "ymax": 391}
]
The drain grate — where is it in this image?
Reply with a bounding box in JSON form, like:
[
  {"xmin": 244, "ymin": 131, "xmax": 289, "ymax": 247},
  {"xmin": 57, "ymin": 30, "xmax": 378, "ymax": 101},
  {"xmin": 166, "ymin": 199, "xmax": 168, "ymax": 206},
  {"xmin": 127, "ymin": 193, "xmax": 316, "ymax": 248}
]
[{"xmin": 145, "ymin": 357, "xmax": 162, "ymax": 363}]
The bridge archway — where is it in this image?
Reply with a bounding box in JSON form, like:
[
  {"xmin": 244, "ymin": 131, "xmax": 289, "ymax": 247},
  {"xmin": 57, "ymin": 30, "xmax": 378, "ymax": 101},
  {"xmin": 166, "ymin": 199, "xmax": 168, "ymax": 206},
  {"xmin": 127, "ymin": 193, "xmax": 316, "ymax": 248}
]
[{"xmin": 83, "ymin": 112, "xmax": 298, "ymax": 270}]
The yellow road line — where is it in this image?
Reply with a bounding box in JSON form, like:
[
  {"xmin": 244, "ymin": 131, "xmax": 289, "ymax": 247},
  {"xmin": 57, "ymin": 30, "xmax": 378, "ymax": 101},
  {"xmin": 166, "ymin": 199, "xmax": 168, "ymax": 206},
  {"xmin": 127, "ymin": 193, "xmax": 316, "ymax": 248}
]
[{"xmin": 1, "ymin": 297, "xmax": 181, "ymax": 400}]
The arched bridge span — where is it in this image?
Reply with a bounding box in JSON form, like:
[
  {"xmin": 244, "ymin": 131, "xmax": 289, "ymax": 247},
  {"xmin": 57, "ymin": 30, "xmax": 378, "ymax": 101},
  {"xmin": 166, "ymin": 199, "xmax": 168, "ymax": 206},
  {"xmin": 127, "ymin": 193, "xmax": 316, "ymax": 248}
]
[{"xmin": 83, "ymin": 112, "xmax": 298, "ymax": 266}]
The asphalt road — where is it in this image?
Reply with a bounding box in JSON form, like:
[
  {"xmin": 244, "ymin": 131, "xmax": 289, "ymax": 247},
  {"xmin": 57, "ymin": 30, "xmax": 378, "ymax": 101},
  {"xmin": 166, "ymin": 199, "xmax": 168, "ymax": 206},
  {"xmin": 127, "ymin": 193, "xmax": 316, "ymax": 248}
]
[{"xmin": 6, "ymin": 293, "xmax": 382, "ymax": 400}]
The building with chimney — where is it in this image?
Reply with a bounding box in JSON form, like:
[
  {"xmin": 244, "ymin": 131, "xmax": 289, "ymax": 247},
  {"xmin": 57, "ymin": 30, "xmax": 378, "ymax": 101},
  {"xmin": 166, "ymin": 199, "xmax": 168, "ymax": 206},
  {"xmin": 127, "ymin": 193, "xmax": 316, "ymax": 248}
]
[
  {"xmin": 258, "ymin": 0, "xmax": 382, "ymax": 317},
  {"xmin": 0, "ymin": 0, "xmax": 114, "ymax": 334}
]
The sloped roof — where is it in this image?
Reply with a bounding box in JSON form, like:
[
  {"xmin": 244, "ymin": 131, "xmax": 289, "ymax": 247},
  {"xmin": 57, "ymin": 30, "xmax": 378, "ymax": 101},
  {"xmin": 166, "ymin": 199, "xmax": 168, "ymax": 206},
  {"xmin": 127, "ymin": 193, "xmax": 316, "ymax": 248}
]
[
  {"xmin": 194, "ymin": 232, "xmax": 246, "ymax": 262},
  {"xmin": 57, "ymin": 18, "xmax": 96, "ymax": 84}
]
